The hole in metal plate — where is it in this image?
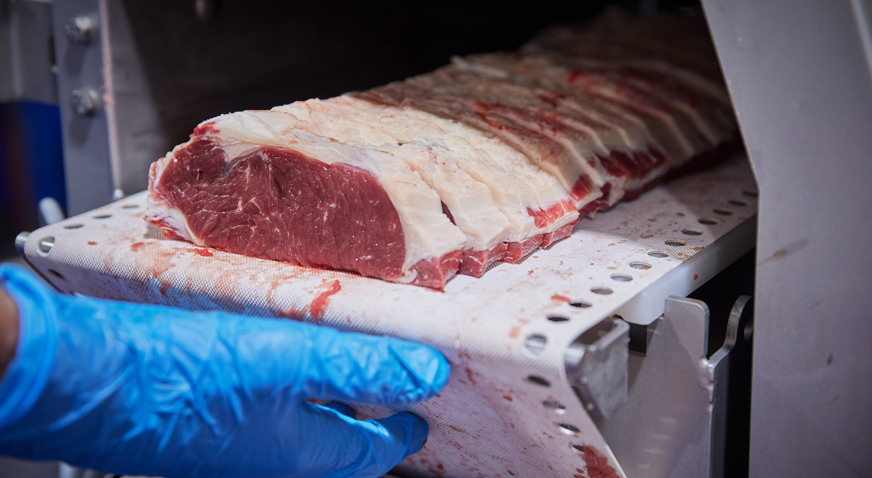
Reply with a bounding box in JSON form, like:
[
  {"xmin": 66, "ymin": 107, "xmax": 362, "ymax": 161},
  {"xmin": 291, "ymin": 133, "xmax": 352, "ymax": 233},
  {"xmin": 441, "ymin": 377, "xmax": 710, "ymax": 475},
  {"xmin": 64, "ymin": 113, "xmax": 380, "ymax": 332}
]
[
  {"xmin": 543, "ymin": 400, "xmax": 567, "ymax": 414},
  {"xmin": 610, "ymin": 274, "xmax": 632, "ymax": 282},
  {"xmin": 698, "ymin": 218, "xmax": 718, "ymax": 225},
  {"xmin": 93, "ymin": 214, "xmax": 112, "ymax": 219},
  {"xmin": 572, "ymin": 444, "xmax": 585, "ymax": 456},
  {"xmin": 122, "ymin": 204, "xmax": 139, "ymax": 209},
  {"xmin": 630, "ymin": 262, "xmax": 651, "ymax": 270},
  {"xmin": 558, "ymin": 423, "xmax": 580, "ymax": 435},
  {"xmin": 526, "ymin": 375, "xmax": 551, "ymax": 387},
  {"xmin": 547, "ymin": 315, "xmax": 570, "ymax": 322},
  {"xmin": 48, "ymin": 269, "xmax": 65, "ymax": 280},
  {"xmin": 681, "ymin": 229, "xmax": 703, "ymax": 236},
  {"xmin": 714, "ymin": 208, "xmax": 733, "ymax": 216},
  {"xmin": 665, "ymin": 240, "xmax": 686, "ymax": 247},
  {"xmin": 728, "ymin": 199, "xmax": 748, "ymax": 207},
  {"xmin": 569, "ymin": 301, "xmax": 591, "ymax": 309},
  {"xmin": 524, "ymin": 334, "xmax": 547, "ymax": 355},
  {"xmin": 647, "ymin": 251, "xmax": 668, "ymax": 258},
  {"xmin": 743, "ymin": 190, "xmax": 758, "ymax": 198},
  {"xmin": 590, "ymin": 286, "xmax": 613, "ymax": 295},
  {"xmin": 38, "ymin": 236, "xmax": 55, "ymax": 254},
  {"xmin": 63, "ymin": 223, "xmax": 84, "ymax": 229}
]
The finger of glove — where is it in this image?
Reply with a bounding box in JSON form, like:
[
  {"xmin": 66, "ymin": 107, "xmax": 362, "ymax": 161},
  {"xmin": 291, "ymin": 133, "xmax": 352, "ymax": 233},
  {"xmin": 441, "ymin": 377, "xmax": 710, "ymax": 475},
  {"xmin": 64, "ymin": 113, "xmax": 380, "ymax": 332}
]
[
  {"xmin": 297, "ymin": 403, "xmax": 428, "ymax": 478},
  {"xmin": 294, "ymin": 326, "xmax": 449, "ymax": 406},
  {"xmin": 221, "ymin": 316, "xmax": 451, "ymax": 406}
]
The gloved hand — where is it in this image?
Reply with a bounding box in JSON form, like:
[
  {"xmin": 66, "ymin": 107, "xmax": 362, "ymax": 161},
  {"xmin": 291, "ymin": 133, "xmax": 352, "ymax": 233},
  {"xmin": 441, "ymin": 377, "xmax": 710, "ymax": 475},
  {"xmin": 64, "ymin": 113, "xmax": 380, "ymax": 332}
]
[{"xmin": 0, "ymin": 265, "xmax": 449, "ymax": 477}]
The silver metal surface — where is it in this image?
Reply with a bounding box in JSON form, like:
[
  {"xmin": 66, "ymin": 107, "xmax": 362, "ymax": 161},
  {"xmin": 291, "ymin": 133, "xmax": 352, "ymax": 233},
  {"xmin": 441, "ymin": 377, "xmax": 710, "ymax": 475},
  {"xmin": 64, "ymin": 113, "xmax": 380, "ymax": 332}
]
[
  {"xmin": 0, "ymin": 0, "xmax": 58, "ymax": 104},
  {"xmin": 707, "ymin": 295, "xmax": 753, "ymax": 478},
  {"xmin": 14, "ymin": 232, "xmax": 29, "ymax": 254},
  {"xmin": 51, "ymin": 0, "xmax": 115, "ymax": 214},
  {"xmin": 565, "ymin": 316, "xmax": 629, "ymax": 421},
  {"xmin": 39, "ymin": 197, "xmax": 67, "ymax": 225},
  {"xmin": 702, "ymin": 1, "xmax": 872, "ymax": 476},
  {"xmin": 20, "ymin": 157, "xmax": 756, "ymax": 477},
  {"xmin": 596, "ymin": 295, "xmax": 751, "ymax": 478}
]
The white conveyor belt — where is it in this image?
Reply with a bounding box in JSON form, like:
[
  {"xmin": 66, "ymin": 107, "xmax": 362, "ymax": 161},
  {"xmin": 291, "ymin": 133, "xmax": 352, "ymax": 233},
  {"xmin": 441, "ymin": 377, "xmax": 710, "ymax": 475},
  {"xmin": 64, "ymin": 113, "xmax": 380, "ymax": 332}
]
[{"xmin": 21, "ymin": 154, "xmax": 757, "ymax": 478}]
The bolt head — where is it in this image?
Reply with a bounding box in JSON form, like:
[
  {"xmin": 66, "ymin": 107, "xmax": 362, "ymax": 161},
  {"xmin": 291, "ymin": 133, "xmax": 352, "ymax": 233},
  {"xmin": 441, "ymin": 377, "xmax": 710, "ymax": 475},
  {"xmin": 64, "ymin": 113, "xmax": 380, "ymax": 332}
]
[
  {"xmin": 64, "ymin": 16, "xmax": 94, "ymax": 45},
  {"xmin": 70, "ymin": 88, "xmax": 100, "ymax": 116}
]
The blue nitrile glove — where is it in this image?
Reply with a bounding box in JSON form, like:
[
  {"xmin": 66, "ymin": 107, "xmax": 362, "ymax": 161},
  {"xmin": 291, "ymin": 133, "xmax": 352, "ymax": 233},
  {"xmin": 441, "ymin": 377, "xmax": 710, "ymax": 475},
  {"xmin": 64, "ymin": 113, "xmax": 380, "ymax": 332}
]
[{"xmin": 0, "ymin": 265, "xmax": 449, "ymax": 478}]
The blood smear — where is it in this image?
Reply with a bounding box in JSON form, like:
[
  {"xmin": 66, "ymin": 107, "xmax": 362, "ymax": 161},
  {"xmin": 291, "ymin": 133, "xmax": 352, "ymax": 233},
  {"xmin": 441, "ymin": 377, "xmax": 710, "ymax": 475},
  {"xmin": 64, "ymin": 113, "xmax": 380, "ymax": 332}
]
[{"xmin": 310, "ymin": 280, "xmax": 341, "ymax": 318}]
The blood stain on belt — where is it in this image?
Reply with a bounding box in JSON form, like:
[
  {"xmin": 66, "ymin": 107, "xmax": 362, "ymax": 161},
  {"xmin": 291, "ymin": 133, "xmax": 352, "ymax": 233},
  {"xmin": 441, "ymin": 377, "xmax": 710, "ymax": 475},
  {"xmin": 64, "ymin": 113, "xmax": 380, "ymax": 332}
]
[
  {"xmin": 310, "ymin": 280, "xmax": 341, "ymax": 318},
  {"xmin": 583, "ymin": 445, "xmax": 621, "ymax": 478},
  {"xmin": 551, "ymin": 293, "xmax": 571, "ymax": 303},
  {"xmin": 157, "ymin": 280, "xmax": 171, "ymax": 296}
]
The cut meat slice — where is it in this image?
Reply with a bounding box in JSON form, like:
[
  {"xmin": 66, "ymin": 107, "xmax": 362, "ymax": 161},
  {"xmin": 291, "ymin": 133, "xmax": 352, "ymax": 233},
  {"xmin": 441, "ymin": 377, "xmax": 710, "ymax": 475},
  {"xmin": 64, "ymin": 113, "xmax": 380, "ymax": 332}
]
[
  {"xmin": 453, "ymin": 52, "xmax": 733, "ymax": 168},
  {"xmin": 146, "ymin": 113, "xmax": 467, "ymax": 288},
  {"xmin": 274, "ymin": 96, "xmax": 581, "ymax": 275},
  {"xmin": 356, "ymin": 82, "xmax": 603, "ymax": 212},
  {"xmin": 558, "ymin": 60, "xmax": 734, "ymax": 149},
  {"xmin": 522, "ymin": 7, "xmax": 727, "ymax": 83},
  {"xmin": 263, "ymin": 104, "xmax": 516, "ymax": 274},
  {"xmin": 410, "ymin": 66, "xmax": 670, "ymax": 208}
]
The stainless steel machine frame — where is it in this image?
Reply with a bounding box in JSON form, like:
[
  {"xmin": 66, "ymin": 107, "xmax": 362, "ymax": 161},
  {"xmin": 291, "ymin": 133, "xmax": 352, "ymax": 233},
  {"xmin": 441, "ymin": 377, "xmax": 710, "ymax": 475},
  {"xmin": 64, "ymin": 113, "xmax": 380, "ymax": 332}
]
[{"xmin": 702, "ymin": 1, "xmax": 872, "ymax": 476}]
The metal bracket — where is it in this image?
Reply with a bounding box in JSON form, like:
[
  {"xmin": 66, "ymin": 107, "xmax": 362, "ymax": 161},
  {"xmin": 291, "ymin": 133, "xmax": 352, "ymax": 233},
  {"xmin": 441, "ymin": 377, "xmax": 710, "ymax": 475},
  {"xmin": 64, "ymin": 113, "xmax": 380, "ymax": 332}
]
[
  {"xmin": 51, "ymin": 0, "xmax": 116, "ymax": 214},
  {"xmin": 596, "ymin": 295, "xmax": 753, "ymax": 478},
  {"xmin": 708, "ymin": 295, "xmax": 753, "ymax": 477},
  {"xmin": 564, "ymin": 316, "xmax": 630, "ymax": 421}
]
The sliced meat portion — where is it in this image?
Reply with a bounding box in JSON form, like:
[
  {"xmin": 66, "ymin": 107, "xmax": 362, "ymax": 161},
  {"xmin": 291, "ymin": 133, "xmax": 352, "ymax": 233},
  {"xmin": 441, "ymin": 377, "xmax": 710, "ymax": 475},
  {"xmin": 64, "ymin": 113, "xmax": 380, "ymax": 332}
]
[
  {"xmin": 275, "ymin": 96, "xmax": 580, "ymax": 275},
  {"xmin": 147, "ymin": 112, "xmax": 467, "ymax": 288},
  {"xmin": 408, "ymin": 66, "xmax": 669, "ymax": 208},
  {"xmin": 453, "ymin": 52, "xmax": 735, "ymax": 169},
  {"xmin": 145, "ymin": 8, "xmax": 738, "ymax": 289},
  {"xmin": 522, "ymin": 7, "xmax": 727, "ymax": 84},
  {"xmin": 559, "ymin": 61, "xmax": 734, "ymax": 150},
  {"xmin": 261, "ymin": 104, "xmax": 516, "ymax": 275},
  {"xmin": 356, "ymin": 82, "xmax": 603, "ymax": 213}
]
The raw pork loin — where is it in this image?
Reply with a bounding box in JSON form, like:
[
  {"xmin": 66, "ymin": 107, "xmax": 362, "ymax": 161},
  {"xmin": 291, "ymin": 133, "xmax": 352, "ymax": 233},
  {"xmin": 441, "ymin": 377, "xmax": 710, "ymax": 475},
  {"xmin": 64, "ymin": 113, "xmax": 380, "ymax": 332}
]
[{"xmin": 146, "ymin": 9, "xmax": 737, "ymax": 289}]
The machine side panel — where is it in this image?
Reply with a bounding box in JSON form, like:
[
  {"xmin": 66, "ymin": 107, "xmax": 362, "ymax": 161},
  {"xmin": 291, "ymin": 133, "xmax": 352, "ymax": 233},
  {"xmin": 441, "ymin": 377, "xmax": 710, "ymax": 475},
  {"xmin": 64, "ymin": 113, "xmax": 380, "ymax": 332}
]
[{"xmin": 702, "ymin": 1, "xmax": 872, "ymax": 476}]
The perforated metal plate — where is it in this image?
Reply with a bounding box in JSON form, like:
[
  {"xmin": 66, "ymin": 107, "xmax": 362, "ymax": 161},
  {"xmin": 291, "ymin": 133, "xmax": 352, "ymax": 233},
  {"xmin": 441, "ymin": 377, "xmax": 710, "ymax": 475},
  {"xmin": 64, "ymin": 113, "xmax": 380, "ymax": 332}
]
[{"xmin": 21, "ymin": 155, "xmax": 756, "ymax": 478}]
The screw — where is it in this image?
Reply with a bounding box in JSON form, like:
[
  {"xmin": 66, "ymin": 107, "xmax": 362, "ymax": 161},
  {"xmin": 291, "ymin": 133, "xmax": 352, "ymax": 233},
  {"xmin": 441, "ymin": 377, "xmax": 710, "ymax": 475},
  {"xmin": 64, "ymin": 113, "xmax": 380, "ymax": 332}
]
[
  {"xmin": 64, "ymin": 16, "xmax": 95, "ymax": 45},
  {"xmin": 70, "ymin": 88, "xmax": 100, "ymax": 116}
]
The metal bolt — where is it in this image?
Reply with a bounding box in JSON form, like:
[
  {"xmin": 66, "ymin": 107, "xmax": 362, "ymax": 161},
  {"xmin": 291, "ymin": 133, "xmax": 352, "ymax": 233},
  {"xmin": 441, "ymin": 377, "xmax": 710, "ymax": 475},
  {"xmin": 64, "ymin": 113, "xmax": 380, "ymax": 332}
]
[
  {"xmin": 70, "ymin": 88, "xmax": 100, "ymax": 116},
  {"xmin": 743, "ymin": 323, "xmax": 753, "ymax": 341},
  {"xmin": 38, "ymin": 236, "xmax": 55, "ymax": 254},
  {"xmin": 64, "ymin": 16, "xmax": 95, "ymax": 45},
  {"xmin": 15, "ymin": 232, "xmax": 30, "ymax": 255}
]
